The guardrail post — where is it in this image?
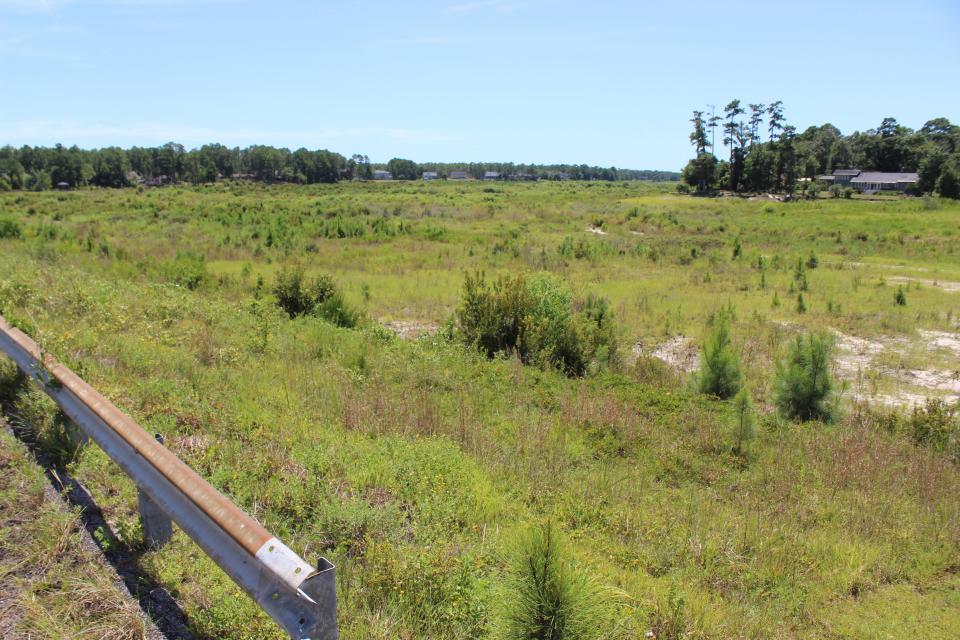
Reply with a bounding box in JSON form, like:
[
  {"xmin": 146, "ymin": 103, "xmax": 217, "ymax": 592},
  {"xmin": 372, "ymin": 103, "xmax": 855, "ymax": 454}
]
[
  {"xmin": 138, "ymin": 433, "xmax": 173, "ymax": 548},
  {"xmin": 138, "ymin": 486, "xmax": 174, "ymax": 548}
]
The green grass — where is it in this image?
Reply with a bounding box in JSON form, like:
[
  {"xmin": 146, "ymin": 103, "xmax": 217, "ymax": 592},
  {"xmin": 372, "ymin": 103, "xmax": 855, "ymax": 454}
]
[
  {"xmin": 0, "ymin": 181, "xmax": 959, "ymax": 638},
  {"xmin": 0, "ymin": 428, "xmax": 147, "ymax": 639}
]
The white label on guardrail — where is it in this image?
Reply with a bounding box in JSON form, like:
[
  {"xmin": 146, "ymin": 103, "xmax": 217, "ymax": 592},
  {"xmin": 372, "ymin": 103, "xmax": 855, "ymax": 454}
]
[{"xmin": 255, "ymin": 537, "xmax": 315, "ymax": 591}]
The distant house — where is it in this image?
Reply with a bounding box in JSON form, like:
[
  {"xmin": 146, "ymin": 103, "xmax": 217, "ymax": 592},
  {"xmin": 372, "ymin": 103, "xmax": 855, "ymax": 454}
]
[
  {"xmin": 556, "ymin": 172, "xmax": 571, "ymax": 181},
  {"xmin": 850, "ymin": 172, "xmax": 918, "ymax": 193},
  {"xmin": 144, "ymin": 175, "xmax": 172, "ymax": 187},
  {"xmin": 422, "ymin": 171, "xmax": 438, "ymax": 180},
  {"xmin": 56, "ymin": 181, "xmax": 71, "ymax": 190},
  {"xmin": 449, "ymin": 171, "xmax": 469, "ymax": 180},
  {"xmin": 831, "ymin": 169, "xmax": 862, "ymax": 186},
  {"xmin": 817, "ymin": 169, "xmax": 918, "ymax": 193},
  {"xmin": 483, "ymin": 171, "xmax": 500, "ymax": 181},
  {"xmin": 373, "ymin": 170, "xmax": 392, "ymax": 180}
]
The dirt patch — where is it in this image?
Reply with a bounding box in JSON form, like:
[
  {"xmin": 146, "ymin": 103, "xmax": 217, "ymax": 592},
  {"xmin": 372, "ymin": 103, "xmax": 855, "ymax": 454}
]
[
  {"xmin": 382, "ymin": 320, "xmax": 438, "ymax": 340},
  {"xmin": 167, "ymin": 434, "xmax": 209, "ymax": 456},
  {"xmin": 831, "ymin": 330, "xmax": 885, "ymax": 377},
  {"xmin": 633, "ymin": 335, "xmax": 699, "ymax": 373},
  {"xmin": 905, "ymin": 369, "xmax": 960, "ymax": 395},
  {"xmin": 833, "ymin": 328, "xmax": 960, "ymax": 408},
  {"xmin": 833, "ymin": 261, "xmax": 930, "ymax": 272},
  {"xmin": 887, "ymin": 276, "xmax": 960, "ymax": 293},
  {"xmin": 919, "ymin": 330, "xmax": 960, "ymax": 356}
]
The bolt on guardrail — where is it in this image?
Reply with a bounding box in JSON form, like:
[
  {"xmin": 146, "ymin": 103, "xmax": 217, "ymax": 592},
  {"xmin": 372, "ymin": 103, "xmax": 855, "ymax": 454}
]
[{"xmin": 0, "ymin": 316, "xmax": 337, "ymax": 640}]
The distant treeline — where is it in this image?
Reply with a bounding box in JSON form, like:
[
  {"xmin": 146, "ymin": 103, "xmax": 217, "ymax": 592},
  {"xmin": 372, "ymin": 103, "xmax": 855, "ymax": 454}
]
[
  {"xmin": 682, "ymin": 100, "xmax": 960, "ymax": 196},
  {"xmin": 379, "ymin": 160, "xmax": 678, "ymax": 182},
  {"xmin": 0, "ymin": 143, "xmax": 678, "ymax": 191}
]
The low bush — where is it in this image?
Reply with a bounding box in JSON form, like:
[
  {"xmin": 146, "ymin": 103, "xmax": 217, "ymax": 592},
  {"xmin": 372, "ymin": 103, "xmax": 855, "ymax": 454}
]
[
  {"xmin": 0, "ymin": 218, "xmax": 22, "ymax": 239},
  {"xmin": 456, "ymin": 272, "xmax": 618, "ymax": 376},
  {"xmin": 894, "ymin": 286, "xmax": 907, "ymax": 306},
  {"xmin": 165, "ymin": 251, "xmax": 207, "ymax": 290},
  {"xmin": 273, "ymin": 266, "xmax": 360, "ymax": 328},
  {"xmin": 773, "ymin": 332, "xmax": 839, "ymax": 422},
  {"xmin": 909, "ymin": 398, "xmax": 958, "ymax": 460}
]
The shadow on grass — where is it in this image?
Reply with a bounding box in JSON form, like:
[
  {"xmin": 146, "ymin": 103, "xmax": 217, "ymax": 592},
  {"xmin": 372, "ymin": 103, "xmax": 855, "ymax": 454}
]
[{"xmin": 0, "ymin": 368, "xmax": 194, "ymax": 640}]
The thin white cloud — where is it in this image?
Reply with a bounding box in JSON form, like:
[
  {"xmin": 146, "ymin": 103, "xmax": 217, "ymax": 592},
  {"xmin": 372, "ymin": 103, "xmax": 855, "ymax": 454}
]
[{"xmin": 2, "ymin": 121, "xmax": 460, "ymax": 147}]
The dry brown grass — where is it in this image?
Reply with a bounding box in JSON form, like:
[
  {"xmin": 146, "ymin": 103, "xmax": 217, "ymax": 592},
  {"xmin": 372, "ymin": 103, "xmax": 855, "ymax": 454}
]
[{"xmin": 0, "ymin": 430, "xmax": 147, "ymax": 639}]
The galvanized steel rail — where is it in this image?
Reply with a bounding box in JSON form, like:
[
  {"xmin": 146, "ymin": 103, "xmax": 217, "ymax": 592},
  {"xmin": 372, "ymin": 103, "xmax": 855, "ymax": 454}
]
[{"xmin": 0, "ymin": 315, "xmax": 337, "ymax": 640}]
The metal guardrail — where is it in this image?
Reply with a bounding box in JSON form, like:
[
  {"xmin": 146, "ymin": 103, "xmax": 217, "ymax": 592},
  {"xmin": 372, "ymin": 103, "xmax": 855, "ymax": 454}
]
[{"xmin": 0, "ymin": 315, "xmax": 337, "ymax": 640}]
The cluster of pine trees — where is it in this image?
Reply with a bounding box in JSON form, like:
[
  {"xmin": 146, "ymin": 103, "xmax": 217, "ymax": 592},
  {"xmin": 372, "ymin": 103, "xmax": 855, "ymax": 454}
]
[
  {"xmin": 0, "ymin": 142, "xmax": 678, "ymax": 191},
  {"xmin": 0, "ymin": 143, "xmax": 355, "ymax": 190},
  {"xmin": 682, "ymin": 100, "xmax": 960, "ymax": 198}
]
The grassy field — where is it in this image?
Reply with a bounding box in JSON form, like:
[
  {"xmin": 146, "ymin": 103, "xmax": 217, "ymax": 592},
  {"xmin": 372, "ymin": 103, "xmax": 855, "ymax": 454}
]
[
  {"xmin": 0, "ymin": 426, "xmax": 148, "ymax": 638},
  {"xmin": 0, "ymin": 181, "xmax": 959, "ymax": 638}
]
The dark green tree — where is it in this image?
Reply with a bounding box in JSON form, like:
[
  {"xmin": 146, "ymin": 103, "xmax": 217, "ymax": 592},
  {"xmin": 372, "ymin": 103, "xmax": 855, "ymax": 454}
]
[
  {"xmin": 937, "ymin": 161, "xmax": 960, "ymax": 199},
  {"xmin": 386, "ymin": 157, "xmax": 419, "ymax": 180},
  {"xmin": 681, "ymin": 154, "xmax": 717, "ymax": 192},
  {"xmin": 689, "ymin": 110, "xmax": 709, "ymax": 155}
]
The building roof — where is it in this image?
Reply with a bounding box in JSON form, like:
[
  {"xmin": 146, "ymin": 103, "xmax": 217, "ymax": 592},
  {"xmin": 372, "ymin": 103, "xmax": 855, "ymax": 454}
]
[
  {"xmin": 832, "ymin": 169, "xmax": 861, "ymax": 176},
  {"xmin": 850, "ymin": 172, "xmax": 918, "ymax": 183},
  {"xmin": 484, "ymin": 171, "xmax": 499, "ymax": 178}
]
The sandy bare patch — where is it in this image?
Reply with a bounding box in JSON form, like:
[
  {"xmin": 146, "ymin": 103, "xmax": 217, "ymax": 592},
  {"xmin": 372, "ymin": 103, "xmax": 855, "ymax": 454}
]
[
  {"xmin": 887, "ymin": 276, "xmax": 960, "ymax": 293},
  {"xmin": 383, "ymin": 319, "xmax": 438, "ymax": 340},
  {"xmin": 905, "ymin": 369, "xmax": 960, "ymax": 394},
  {"xmin": 633, "ymin": 335, "xmax": 699, "ymax": 373},
  {"xmin": 587, "ymin": 226, "xmax": 607, "ymax": 235},
  {"xmin": 831, "ymin": 330, "xmax": 885, "ymax": 376},
  {"xmin": 834, "ymin": 261, "xmax": 930, "ymax": 272},
  {"xmin": 918, "ymin": 329, "xmax": 960, "ymax": 356},
  {"xmin": 833, "ymin": 328, "xmax": 960, "ymax": 408}
]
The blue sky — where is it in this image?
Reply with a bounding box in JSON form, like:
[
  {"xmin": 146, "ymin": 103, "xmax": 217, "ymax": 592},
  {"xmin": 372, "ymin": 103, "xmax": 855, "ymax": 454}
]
[{"xmin": 2, "ymin": 0, "xmax": 958, "ymax": 170}]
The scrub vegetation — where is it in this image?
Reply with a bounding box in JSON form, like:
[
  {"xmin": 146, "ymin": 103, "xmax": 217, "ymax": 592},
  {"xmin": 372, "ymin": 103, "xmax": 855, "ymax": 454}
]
[{"xmin": 1, "ymin": 179, "xmax": 959, "ymax": 639}]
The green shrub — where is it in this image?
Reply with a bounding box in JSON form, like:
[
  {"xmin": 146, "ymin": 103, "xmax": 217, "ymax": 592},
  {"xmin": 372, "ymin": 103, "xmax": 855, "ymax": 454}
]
[
  {"xmin": 937, "ymin": 163, "xmax": 960, "ymax": 199},
  {"xmin": 773, "ymin": 332, "xmax": 839, "ymax": 422},
  {"xmin": 165, "ymin": 251, "xmax": 207, "ymax": 290},
  {"xmin": 692, "ymin": 316, "xmax": 742, "ymax": 399},
  {"xmin": 457, "ymin": 271, "xmax": 530, "ymax": 358},
  {"xmin": 909, "ymin": 398, "xmax": 958, "ymax": 459},
  {"xmin": 273, "ymin": 266, "xmax": 315, "ymax": 317},
  {"xmin": 0, "ymin": 218, "xmax": 22, "ymax": 239},
  {"xmin": 894, "ymin": 286, "xmax": 907, "ymax": 306},
  {"xmin": 456, "ymin": 272, "xmax": 618, "ymax": 376},
  {"xmin": 498, "ymin": 522, "xmax": 603, "ymax": 640},
  {"xmin": 273, "ymin": 267, "xmax": 360, "ymax": 327}
]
